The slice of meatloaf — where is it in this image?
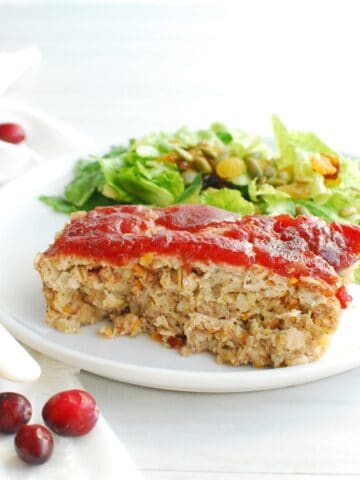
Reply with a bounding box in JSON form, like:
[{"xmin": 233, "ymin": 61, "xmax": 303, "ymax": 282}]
[{"xmin": 35, "ymin": 205, "xmax": 360, "ymax": 368}]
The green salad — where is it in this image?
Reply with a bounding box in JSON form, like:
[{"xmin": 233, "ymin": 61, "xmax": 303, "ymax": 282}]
[{"xmin": 40, "ymin": 115, "xmax": 360, "ymax": 227}]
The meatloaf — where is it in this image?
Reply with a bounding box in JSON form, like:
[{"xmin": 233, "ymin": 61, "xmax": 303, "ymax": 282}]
[{"xmin": 35, "ymin": 205, "xmax": 360, "ymax": 367}]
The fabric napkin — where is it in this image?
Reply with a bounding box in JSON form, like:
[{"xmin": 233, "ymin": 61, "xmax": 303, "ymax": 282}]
[
  {"xmin": 0, "ymin": 46, "xmax": 95, "ymax": 183},
  {"xmin": 0, "ymin": 49, "xmax": 142, "ymax": 479},
  {"xmin": 0, "ymin": 352, "xmax": 141, "ymax": 480},
  {"xmin": 0, "ymin": 98, "xmax": 96, "ymax": 184},
  {"xmin": 0, "ymin": 47, "xmax": 40, "ymax": 96}
]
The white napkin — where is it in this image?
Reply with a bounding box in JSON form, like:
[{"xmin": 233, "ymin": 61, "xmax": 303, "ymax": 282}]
[
  {"xmin": 0, "ymin": 98, "xmax": 96, "ymax": 184},
  {"xmin": 0, "ymin": 47, "xmax": 41, "ymax": 96},
  {"xmin": 0, "ymin": 45, "xmax": 95, "ymax": 183},
  {"xmin": 0, "ymin": 352, "xmax": 141, "ymax": 480},
  {"xmin": 0, "ymin": 49, "xmax": 142, "ymax": 479}
]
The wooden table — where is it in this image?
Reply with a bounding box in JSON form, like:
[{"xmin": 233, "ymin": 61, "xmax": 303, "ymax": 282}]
[{"xmin": 1, "ymin": 1, "xmax": 360, "ymax": 478}]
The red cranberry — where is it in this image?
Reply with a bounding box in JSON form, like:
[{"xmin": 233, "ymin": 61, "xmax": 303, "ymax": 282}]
[
  {"xmin": 0, "ymin": 123, "xmax": 26, "ymax": 144},
  {"xmin": 0, "ymin": 392, "xmax": 32, "ymax": 434},
  {"xmin": 15, "ymin": 424, "xmax": 53, "ymax": 465},
  {"xmin": 42, "ymin": 389, "xmax": 99, "ymax": 437},
  {"xmin": 167, "ymin": 335, "xmax": 186, "ymax": 349}
]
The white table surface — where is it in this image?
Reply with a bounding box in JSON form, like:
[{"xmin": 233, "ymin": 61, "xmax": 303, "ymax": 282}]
[{"xmin": 2, "ymin": 1, "xmax": 360, "ymax": 478}]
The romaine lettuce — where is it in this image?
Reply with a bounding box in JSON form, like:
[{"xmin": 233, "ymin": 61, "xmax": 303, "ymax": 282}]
[
  {"xmin": 64, "ymin": 159, "xmax": 104, "ymax": 207},
  {"xmin": 40, "ymin": 119, "xmax": 360, "ymax": 241},
  {"xmin": 200, "ymin": 188, "xmax": 254, "ymax": 214}
]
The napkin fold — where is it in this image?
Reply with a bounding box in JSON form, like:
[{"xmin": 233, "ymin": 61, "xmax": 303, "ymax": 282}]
[
  {"xmin": 0, "ymin": 49, "xmax": 142, "ymax": 479},
  {"xmin": 0, "ymin": 47, "xmax": 41, "ymax": 96}
]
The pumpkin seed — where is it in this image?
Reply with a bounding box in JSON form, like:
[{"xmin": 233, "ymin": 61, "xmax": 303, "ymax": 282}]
[
  {"xmin": 200, "ymin": 144, "xmax": 218, "ymax": 159},
  {"xmin": 268, "ymin": 178, "xmax": 285, "ymax": 186},
  {"xmin": 295, "ymin": 204, "xmax": 310, "ymax": 216},
  {"xmin": 278, "ymin": 171, "xmax": 291, "ymax": 183},
  {"xmin": 263, "ymin": 165, "xmax": 277, "ymax": 178},
  {"xmin": 193, "ymin": 155, "xmax": 213, "ymax": 173},
  {"xmin": 269, "ymin": 171, "xmax": 291, "ymax": 186},
  {"xmin": 245, "ymin": 157, "xmax": 262, "ymax": 178},
  {"xmin": 174, "ymin": 146, "xmax": 193, "ymax": 163}
]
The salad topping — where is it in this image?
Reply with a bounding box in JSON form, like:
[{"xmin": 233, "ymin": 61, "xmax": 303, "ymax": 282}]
[{"xmin": 40, "ymin": 116, "xmax": 360, "ymax": 227}]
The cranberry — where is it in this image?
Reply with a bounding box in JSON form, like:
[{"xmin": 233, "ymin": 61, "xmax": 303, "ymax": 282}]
[
  {"xmin": 15, "ymin": 424, "xmax": 53, "ymax": 465},
  {"xmin": 167, "ymin": 335, "xmax": 186, "ymax": 349},
  {"xmin": 0, "ymin": 392, "xmax": 32, "ymax": 434},
  {"xmin": 0, "ymin": 123, "xmax": 26, "ymax": 144},
  {"xmin": 42, "ymin": 389, "xmax": 99, "ymax": 437}
]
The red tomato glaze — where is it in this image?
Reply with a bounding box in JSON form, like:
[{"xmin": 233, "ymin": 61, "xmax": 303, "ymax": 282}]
[
  {"xmin": 46, "ymin": 205, "xmax": 360, "ymax": 306},
  {"xmin": 156, "ymin": 204, "xmax": 238, "ymax": 231},
  {"xmin": 336, "ymin": 285, "xmax": 353, "ymax": 309}
]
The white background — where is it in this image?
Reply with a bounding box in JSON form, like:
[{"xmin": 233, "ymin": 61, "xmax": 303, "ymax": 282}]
[
  {"xmin": 2, "ymin": 1, "xmax": 360, "ymax": 479},
  {"xmin": 2, "ymin": 0, "xmax": 360, "ymax": 153}
]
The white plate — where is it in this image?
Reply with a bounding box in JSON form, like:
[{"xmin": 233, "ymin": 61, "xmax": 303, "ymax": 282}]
[{"xmin": 0, "ymin": 154, "xmax": 360, "ymax": 392}]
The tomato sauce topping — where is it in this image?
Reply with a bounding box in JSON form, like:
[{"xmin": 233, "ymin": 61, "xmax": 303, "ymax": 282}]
[
  {"xmin": 46, "ymin": 205, "xmax": 360, "ymax": 304},
  {"xmin": 156, "ymin": 205, "xmax": 238, "ymax": 231}
]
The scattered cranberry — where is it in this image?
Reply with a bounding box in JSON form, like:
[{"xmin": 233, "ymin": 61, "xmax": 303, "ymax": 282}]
[
  {"xmin": 15, "ymin": 424, "xmax": 53, "ymax": 465},
  {"xmin": 42, "ymin": 389, "xmax": 99, "ymax": 437},
  {"xmin": 0, "ymin": 123, "xmax": 26, "ymax": 144},
  {"xmin": 0, "ymin": 393, "xmax": 32, "ymax": 434}
]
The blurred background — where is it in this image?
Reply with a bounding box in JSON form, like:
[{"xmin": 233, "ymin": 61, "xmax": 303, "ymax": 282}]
[{"xmin": 1, "ymin": 0, "xmax": 360, "ymax": 154}]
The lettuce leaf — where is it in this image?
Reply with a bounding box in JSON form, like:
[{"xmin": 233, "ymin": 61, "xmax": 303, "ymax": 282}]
[
  {"xmin": 289, "ymin": 131, "xmax": 338, "ymax": 156},
  {"xmin": 272, "ymin": 115, "xmax": 333, "ymax": 196},
  {"xmin": 99, "ymin": 156, "xmax": 139, "ymax": 203},
  {"xmin": 272, "ymin": 114, "xmax": 338, "ymax": 164},
  {"xmin": 39, "ymin": 192, "xmax": 117, "ymax": 213},
  {"xmin": 64, "ymin": 159, "xmax": 104, "ymax": 207},
  {"xmin": 295, "ymin": 199, "xmax": 342, "ymax": 222},
  {"xmin": 272, "ymin": 115, "xmax": 298, "ymax": 169},
  {"xmin": 248, "ymin": 179, "xmax": 296, "ymax": 215},
  {"xmin": 271, "ymin": 115, "xmax": 360, "ymax": 224},
  {"xmin": 39, "ymin": 195, "xmax": 77, "ymax": 214},
  {"xmin": 355, "ymin": 265, "xmax": 360, "ymax": 284},
  {"xmin": 176, "ymin": 174, "xmax": 202, "ymax": 204},
  {"xmin": 103, "ymin": 158, "xmax": 184, "ymax": 207},
  {"xmin": 200, "ymin": 188, "xmax": 254, "ymax": 214}
]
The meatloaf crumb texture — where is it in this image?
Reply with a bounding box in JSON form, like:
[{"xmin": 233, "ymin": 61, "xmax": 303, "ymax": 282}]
[{"xmin": 35, "ymin": 252, "xmax": 340, "ymax": 368}]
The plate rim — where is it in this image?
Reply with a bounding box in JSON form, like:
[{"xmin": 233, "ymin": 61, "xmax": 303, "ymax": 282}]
[{"xmin": 2, "ymin": 303, "xmax": 360, "ymax": 392}]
